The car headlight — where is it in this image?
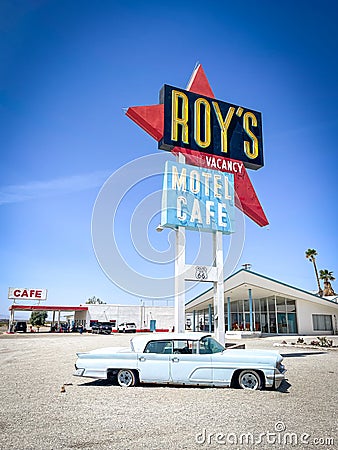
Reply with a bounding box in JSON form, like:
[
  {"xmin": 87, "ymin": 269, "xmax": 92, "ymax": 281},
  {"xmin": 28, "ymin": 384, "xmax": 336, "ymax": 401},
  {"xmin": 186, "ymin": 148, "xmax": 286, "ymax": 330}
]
[{"xmin": 276, "ymin": 362, "xmax": 286, "ymax": 373}]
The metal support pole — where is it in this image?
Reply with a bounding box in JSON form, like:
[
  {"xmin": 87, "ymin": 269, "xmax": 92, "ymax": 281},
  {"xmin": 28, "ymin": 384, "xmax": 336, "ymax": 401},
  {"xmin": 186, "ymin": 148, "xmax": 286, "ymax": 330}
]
[
  {"xmin": 227, "ymin": 297, "xmax": 231, "ymax": 332},
  {"xmin": 193, "ymin": 310, "xmax": 196, "ymax": 332},
  {"xmin": 175, "ymin": 225, "xmax": 185, "ymax": 333},
  {"xmin": 213, "ymin": 231, "xmax": 225, "ymax": 345},
  {"xmin": 174, "ymin": 152, "xmax": 186, "ymax": 333},
  {"xmin": 140, "ymin": 303, "xmax": 143, "ymax": 330},
  {"xmin": 208, "ymin": 304, "xmax": 212, "ymax": 332},
  {"xmin": 8, "ymin": 308, "xmax": 14, "ymax": 333},
  {"xmin": 248, "ymin": 288, "xmax": 253, "ymax": 331}
]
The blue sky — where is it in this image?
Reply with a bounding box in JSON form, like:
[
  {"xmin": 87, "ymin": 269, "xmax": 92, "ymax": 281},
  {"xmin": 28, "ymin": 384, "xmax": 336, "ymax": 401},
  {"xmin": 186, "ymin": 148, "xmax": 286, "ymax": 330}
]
[{"xmin": 1, "ymin": 0, "xmax": 337, "ymax": 318}]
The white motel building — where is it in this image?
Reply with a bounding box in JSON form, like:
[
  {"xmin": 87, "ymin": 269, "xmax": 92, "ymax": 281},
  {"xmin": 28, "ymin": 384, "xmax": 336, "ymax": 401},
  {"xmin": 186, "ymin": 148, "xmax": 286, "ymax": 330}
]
[
  {"xmin": 71, "ymin": 269, "xmax": 338, "ymax": 336},
  {"xmin": 185, "ymin": 269, "xmax": 338, "ymax": 336}
]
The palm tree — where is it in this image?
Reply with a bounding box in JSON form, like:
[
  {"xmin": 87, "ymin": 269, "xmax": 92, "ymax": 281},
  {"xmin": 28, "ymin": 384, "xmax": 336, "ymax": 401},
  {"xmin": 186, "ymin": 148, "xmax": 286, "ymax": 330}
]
[
  {"xmin": 319, "ymin": 269, "xmax": 336, "ymax": 296},
  {"xmin": 305, "ymin": 249, "xmax": 323, "ymax": 296}
]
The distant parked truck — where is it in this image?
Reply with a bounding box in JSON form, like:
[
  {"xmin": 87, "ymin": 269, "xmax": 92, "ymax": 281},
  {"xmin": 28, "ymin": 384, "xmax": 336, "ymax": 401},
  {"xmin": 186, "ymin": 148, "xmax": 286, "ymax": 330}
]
[
  {"xmin": 14, "ymin": 321, "xmax": 27, "ymax": 332},
  {"xmin": 91, "ymin": 322, "xmax": 113, "ymax": 335},
  {"xmin": 117, "ymin": 322, "xmax": 137, "ymax": 333}
]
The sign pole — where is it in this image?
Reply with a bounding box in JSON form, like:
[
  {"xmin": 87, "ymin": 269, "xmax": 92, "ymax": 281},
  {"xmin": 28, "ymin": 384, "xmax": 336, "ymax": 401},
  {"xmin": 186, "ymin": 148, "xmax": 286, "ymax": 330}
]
[
  {"xmin": 174, "ymin": 225, "xmax": 185, "ymax": 332},
  {"xmin": 213, "ymin": 231, "xmax": 225, "ymax": 345},
  {"xmin": 8, "ymin": 308, "xmax": 14, "ymax": 333},
  {"xmin": 174, "ymin": 152, "xmax": 186, "ymax": 333},
  {"xmin": 126, "ymin": 64, "xmax": 268, "ymax": 340}
]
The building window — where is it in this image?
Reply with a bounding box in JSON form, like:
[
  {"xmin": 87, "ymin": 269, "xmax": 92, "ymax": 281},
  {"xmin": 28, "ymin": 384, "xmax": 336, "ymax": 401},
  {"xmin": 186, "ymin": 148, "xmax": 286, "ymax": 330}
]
[
  {"xmin": 226, "ymin": 296, "xmax": 298, "ymax": 333},
  {"xmin": 276, "ymin": 296, "xmax": 286, "ymax": 312},
  {"xmin": 312, "ymin": 315, "xmax": 333, "ymax": 332},
  {"xmin": 230, "ymin": 302, "xmax": 238, "ymax": 312},
  {"xmin": 243, "ymin": 299, "xmax": 249, "ymax": 311},
  {"xmin": 286, "ymin": 299, "xmax": 296, "ymax": 313}
]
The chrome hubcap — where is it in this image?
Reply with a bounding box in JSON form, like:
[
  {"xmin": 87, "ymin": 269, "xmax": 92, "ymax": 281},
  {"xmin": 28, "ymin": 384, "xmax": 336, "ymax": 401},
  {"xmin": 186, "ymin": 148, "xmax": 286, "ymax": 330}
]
[
  {"xmin": 119, "ymin": 370, "xmax": 132, "ymax": 386},
  {"xmin": 240, "ymin": 372, "xmax": 259, "ymax": 389}
]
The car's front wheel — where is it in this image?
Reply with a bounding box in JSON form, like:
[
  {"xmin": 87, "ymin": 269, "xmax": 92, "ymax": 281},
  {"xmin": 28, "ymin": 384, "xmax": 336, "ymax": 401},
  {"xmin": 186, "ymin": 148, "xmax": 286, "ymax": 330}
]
[
  {"xmin": 117, "ymin": 369, "xmax": 136, "ymax": 387},
  {"xmin": 238, "ymin": 370, "xmax": 262, "ymax": 390}
]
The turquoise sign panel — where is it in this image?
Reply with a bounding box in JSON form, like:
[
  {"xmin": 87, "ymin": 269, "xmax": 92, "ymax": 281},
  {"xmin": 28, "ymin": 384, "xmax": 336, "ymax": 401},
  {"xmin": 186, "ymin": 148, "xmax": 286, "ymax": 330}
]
[{"xmin": 161, "ymin": 161, "xmax": 235, "ymax": 234}]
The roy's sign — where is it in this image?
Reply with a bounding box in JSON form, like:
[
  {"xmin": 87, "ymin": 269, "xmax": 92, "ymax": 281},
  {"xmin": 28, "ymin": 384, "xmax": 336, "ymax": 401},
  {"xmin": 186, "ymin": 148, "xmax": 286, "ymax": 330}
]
[
  {"xmin": 159, "ymin": 85, "xmax": 264, "ymax": 170},
  {"xmin": 161, "ymin": 161, "xmax": 235, "ymax": 234},
  {"xmin": 126, "ymin": 64, "xmax": 268, "ymax": 227},
  {"xmin": 8, "ymin": 287, "xmax": 48, "ymax": 301}
]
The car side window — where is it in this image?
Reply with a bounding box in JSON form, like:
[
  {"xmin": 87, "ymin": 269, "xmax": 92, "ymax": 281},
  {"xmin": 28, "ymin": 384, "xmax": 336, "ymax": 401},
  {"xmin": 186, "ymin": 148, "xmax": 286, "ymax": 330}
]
[
  {"xmin": 144, "ymin": 340, "xmax": 173, "ymax": 354},
  {"xmin": 199, "ymin": 337, "xmax": 224, "ymax": 354},
  {"xmin": 173, "ymin": 340, "xmax": 197, "ymax": 354}
]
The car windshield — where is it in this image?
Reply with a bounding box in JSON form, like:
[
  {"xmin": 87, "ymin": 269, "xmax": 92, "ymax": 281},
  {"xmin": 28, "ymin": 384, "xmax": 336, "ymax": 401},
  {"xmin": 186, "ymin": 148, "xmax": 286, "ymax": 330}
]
[{"xmin": 199, "ymin": 337, "xmax": 225, "ymax": 354}]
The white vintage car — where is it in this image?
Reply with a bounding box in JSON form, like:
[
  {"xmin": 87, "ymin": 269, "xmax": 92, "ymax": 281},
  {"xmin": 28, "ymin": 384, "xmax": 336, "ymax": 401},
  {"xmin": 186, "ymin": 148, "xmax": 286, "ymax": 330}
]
[{"xmin": 74, "ymin": 332, "xmax": 286, "ymax": 390}]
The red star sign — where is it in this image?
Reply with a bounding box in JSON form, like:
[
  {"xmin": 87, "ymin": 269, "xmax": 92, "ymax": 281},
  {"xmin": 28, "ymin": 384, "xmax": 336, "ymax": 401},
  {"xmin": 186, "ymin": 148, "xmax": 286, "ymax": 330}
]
[{"xmin": 126, "ymin": 65, "xmax": 268, "ymax": 227}]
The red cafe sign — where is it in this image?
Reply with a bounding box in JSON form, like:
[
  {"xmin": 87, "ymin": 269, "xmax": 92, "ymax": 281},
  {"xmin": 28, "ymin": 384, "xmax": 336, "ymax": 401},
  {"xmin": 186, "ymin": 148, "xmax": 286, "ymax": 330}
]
[{"xmin": 8, "ymin": 287, "xmax": 48, "ymax": 301}]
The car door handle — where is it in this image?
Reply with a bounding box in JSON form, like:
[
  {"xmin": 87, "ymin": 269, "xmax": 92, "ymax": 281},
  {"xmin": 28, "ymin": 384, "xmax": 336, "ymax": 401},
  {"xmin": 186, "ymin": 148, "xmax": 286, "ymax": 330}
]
[
  {"xmin": 171, "ymin": 357, "xmax": 179, "ymax": 363},
  {"xmin": 138, "ymin": 357, "xmax": 146, "ymax": 362}
]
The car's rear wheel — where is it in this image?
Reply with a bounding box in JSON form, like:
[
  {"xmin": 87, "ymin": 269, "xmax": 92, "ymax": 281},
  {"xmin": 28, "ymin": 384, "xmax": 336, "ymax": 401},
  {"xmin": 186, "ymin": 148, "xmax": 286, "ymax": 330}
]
[
  {"xmin": 238, "ymin": 370, "xmax": 262, "ymax": 390},
  {"xmin": 117, "ymin": 369, "xmax": 136, "ymax": 387}
]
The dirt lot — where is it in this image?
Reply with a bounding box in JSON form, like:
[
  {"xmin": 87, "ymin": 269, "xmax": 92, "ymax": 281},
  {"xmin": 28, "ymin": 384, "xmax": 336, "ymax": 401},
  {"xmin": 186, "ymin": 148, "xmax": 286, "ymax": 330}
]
[{"xmin": 0, "ymin": 333, "xmax": 337, "ymax": 450}]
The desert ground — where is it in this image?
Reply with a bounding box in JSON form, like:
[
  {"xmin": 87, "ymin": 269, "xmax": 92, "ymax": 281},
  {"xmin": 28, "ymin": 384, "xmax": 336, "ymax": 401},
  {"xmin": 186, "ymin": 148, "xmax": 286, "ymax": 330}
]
[{"xmin": 0, "ymin": 332, "xmax": 337, "ymax": 450}]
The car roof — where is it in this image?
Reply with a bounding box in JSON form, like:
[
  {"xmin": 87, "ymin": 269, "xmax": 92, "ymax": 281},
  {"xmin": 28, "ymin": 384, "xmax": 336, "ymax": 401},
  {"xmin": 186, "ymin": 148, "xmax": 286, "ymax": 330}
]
[{"xmin": 130, "ymin": 332, "xmax": 212, "ymax": 352}]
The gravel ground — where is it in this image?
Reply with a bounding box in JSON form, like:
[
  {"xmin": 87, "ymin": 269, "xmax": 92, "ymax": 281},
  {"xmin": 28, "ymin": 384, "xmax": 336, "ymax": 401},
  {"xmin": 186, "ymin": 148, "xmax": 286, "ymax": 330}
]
[{"xmin": 0, "ymin": 333, "xmax": 337, "ymax": 450}]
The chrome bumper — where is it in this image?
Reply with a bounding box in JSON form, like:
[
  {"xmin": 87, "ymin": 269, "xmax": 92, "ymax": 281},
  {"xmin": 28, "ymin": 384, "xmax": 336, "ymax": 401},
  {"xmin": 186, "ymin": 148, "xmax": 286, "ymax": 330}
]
[{"xmin": 274, "ymin": 372, "xmax": 286, "ymax": 389}]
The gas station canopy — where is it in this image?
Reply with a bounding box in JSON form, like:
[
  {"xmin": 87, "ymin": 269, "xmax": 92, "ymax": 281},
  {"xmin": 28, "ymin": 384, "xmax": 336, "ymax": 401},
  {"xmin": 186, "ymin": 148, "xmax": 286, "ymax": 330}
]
[{"xmin": 9, "ymin": 305, "xmax": 88, "ymax": 312}]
